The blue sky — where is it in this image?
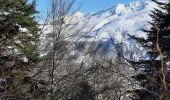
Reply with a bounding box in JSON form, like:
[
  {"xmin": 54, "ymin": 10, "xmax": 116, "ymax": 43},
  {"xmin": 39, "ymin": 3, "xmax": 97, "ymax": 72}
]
[
  {"xmin": 74, "ymin": 0, "xmax": 135, "ymax": 13},
  {"xmin": 29, "ymin": 0, "xmax": 137, "ymax": 19}
]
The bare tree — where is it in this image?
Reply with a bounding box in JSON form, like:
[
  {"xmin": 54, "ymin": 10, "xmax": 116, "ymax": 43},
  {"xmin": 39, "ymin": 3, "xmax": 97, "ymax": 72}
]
[
  {"xmin": 32, "ymin": 0, "xmax": 89, "ymax": 99},
  {"xmin": 31, "ymin": 0, "xmax": 138, "ymax": 100}
]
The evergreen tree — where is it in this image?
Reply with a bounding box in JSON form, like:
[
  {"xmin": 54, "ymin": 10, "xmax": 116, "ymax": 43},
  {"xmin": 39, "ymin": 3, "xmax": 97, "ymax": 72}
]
[
  {"xmin": 128, "ymin": 0, "xmax": 170, "ymax": 100},
  {"xmin": 0, "ymin": 0, "xmax": 39, "ymax": 99}
]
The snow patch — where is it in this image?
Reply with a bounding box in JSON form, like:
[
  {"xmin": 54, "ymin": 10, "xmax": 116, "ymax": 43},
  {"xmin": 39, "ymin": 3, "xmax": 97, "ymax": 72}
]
[{"xmin": 115, "ymin": 4, "xmax": 126, "ymax": 14}]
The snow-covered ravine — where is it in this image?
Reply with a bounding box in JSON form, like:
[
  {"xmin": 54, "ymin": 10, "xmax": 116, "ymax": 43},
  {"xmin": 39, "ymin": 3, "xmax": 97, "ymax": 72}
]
[{"xmin": 40, "ymin": 0, "xmax": 158, "ymax": 61}]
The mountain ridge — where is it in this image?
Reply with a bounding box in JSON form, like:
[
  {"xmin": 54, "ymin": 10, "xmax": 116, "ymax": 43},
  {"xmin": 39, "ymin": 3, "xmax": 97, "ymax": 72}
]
[
  {"xmin": 40, "ymin": 0, "xmax": 158, "ymax": 60},
  {"xmin": 71, "ymin": 0, "xmax": 158, "ymax": 61}
]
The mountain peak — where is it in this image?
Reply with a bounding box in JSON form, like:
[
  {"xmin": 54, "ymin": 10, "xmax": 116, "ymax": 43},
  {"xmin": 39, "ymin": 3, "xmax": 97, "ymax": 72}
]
[
  {"xmin": 115, "ymin": 4, "xmax": 126, "ymax": 13},
  {"xmin": 113, "ymin": 0, "xmax": 155, "ymax": 14},
  {"xmin": 113, "ymin": 1, "xmax": 146, "ymax": 14},
  {"xmin": 126, "ymin": 0, "xmax": 145, "ymax": 8},
  {"xmin": 73, "ymin": 11, "xmax": 84, "ymax": 18},
  {"xmin": 90, "ymin": 0, "xmax": 156, "ymax": 16}
]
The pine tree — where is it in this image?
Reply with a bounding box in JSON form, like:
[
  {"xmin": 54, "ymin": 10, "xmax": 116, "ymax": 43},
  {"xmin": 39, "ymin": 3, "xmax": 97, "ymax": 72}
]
[
  {"xmin": 128, "ymin": 0, "xmax": 170, "ymax": 100},
  {"xmin": 0, "ymin": 0, "xmax": 39, "ymax": 99}
]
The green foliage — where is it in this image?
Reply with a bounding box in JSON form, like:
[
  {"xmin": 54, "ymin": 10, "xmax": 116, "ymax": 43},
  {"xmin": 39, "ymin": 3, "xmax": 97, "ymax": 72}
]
[
  {"xmin": 0, "ymin": 0, "xmax": 40, "ymax": 98},
  {"xmin": 129, "ymin": 0, "xmax": 170, "ymax": 100},
  {"xmin": 0, "ymin": 0, "xmax": 39, "ymax": 62}
]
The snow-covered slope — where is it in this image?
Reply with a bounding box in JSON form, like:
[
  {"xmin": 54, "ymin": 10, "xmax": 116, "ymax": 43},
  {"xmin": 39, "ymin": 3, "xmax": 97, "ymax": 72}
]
[
  {"xmin": 40, "ymin": 0, "xmax": 158, "ymax": 60},
  {"xmin": 79, "ymin": 0, "xmax": 157, "ymax": 39},
  {"xmin": 71, "ymin": 0, "xmax": 158, "ymax": 60}
]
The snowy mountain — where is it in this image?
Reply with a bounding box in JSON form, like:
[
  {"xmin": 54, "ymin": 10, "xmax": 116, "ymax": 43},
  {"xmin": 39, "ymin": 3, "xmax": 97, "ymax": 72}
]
[
  {"xmin": 40, "ymin": 0, "xmax": 158, "ymax": 61},
  {"xmin": 72, "ymin": 0, "xmax": 158, "ymax": 60},
  {"xmin": 76, "ymin": 0, "xmax": 156, "ymax": 38}
]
